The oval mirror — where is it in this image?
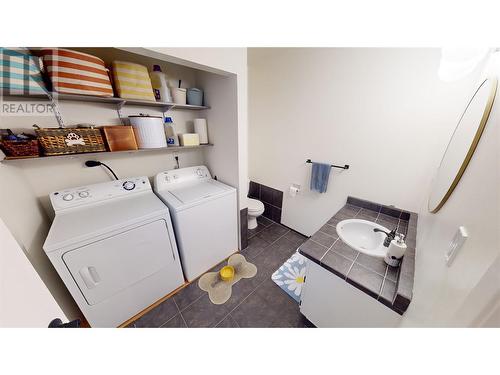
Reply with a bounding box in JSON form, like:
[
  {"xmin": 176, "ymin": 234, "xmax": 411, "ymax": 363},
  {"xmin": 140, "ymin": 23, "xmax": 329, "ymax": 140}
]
[{"xmin": 428, "ymin": 77, "xmax": 497, "ymax": 213}]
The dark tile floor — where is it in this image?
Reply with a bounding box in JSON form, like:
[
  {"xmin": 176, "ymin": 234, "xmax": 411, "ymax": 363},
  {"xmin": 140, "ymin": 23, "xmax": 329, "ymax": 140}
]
[{"xmin": 127, "ymin": 219, "xmax": 313, "ymax": 328}]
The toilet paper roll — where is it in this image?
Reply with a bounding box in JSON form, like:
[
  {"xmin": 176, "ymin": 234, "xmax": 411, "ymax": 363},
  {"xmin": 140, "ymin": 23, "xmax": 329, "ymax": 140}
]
[
  {"xmin": 194, "ymin": 118, "xmax": 208, "ymax": 144},
  {"xmin": 289, "ymin": 185, "xmax": 300, "ymax": 197}
]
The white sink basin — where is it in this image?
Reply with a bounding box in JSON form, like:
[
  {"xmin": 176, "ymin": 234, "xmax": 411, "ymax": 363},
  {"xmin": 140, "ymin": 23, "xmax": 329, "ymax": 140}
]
[{"xmin": 336, "ymin": 219, "xmax": 390, "ymax": 258}]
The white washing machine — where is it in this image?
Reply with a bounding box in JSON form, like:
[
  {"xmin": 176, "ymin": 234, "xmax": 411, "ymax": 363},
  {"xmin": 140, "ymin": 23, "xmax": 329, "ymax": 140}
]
[
  {"xmin": 153, "ymin": 166, "xmax": 238, "ymax": 282},
  {"xmin": 43, "ymin": 177, "xmax": 184, "ymax": 327}
]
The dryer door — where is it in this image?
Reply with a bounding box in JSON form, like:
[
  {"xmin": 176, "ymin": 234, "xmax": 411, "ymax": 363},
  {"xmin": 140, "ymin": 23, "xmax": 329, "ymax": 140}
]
[{"xmin": 62, "ymin": 219, "xmax": 177, "ymax": 306}]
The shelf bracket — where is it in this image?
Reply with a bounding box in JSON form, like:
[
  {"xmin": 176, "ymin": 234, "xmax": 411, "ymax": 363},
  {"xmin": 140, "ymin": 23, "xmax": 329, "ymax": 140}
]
[
  {"xmin": 116, "ymin": 100, "xmax": 126, "ymax": 125},
  {"xmin": 46, "ymin": 93, "xmax": 66, "ymax": 128}
]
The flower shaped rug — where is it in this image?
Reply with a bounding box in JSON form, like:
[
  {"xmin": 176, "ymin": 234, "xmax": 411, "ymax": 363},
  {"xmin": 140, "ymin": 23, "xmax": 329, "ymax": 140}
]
[
  {"xmin": 198, "ymin": 254, "xmax": 257, "ymax": 305},
  {"xmin": 271, "ymin": 251, "xmax": 307, "ymax": 303}
]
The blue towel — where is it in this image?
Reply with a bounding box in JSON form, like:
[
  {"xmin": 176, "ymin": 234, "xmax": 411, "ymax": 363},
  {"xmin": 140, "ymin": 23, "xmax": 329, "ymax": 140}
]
[{"xmin": 310, "ymin": 162, "xmax": 331, "ymax": 193}]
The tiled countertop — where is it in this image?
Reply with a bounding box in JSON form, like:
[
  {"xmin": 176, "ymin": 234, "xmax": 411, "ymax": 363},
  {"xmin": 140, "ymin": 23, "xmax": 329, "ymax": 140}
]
[{"xmin": 298, "ymin": 196, "xmax": 417, "ymax": 314}]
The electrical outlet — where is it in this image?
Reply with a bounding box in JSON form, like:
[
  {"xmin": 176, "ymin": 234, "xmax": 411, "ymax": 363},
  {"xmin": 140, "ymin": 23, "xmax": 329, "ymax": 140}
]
[
  {"xmin": 173, "ymin": 152, "xmax": 180, "ymax": 169},
  {"xmin": 445, "ymin": 226, "xmax": 468, "ymax": 266}
]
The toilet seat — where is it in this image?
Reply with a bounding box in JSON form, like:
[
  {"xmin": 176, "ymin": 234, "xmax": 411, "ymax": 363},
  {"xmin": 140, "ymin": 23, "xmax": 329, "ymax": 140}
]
[{"xmin": 247, "ymin": 198, "xmax": 264, "ymax": 212}]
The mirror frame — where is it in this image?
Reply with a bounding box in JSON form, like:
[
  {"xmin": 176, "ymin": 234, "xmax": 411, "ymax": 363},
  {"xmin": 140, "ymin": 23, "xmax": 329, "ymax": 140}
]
[{"xmin": 429, "ymin": 77, "xmax": 498, "ymax": 213}]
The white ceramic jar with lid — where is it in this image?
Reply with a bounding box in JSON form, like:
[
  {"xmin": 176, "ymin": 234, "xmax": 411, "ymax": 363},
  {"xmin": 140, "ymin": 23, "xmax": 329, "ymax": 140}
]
[{"xmin": 129, "ymin": 114, "xmax": 167, "ymax": 149}]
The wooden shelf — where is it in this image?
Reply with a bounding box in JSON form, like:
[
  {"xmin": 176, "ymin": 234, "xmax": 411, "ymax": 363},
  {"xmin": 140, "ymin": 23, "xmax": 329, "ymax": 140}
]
[
  {"xmin": 1, "ymin": 144, "xmax": 213, "ymax": 164},
  {"xmin": 1, "ymin": 92, "xmax": 210, "ymax": 111}
]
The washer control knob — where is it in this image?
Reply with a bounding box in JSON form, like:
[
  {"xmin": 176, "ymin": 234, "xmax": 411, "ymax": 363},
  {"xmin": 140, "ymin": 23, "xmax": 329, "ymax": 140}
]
[
  {"xmin": 123, "ymin": 181, "xmax": 136, "ymax": 191},
  {"xmin": 78, "ymin": 191, "xmax": 89, "ymax": 198},
  {"xmin": 63, "ymin": 193, "xmax": 74, "ymax": 201}
]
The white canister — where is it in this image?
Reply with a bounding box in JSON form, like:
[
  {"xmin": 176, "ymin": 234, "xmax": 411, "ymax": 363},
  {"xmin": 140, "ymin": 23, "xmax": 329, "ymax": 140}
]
[
  {"xmin": 194, "ymin": 118, "xmax": 208, "ymax": 144},
  {"xmin": 172, "ymin": 88, "xmax": 187, "ymax": 104},
  {"xmin": 128, "ymin": 114, "xmax": 167, "ymax": 149}
]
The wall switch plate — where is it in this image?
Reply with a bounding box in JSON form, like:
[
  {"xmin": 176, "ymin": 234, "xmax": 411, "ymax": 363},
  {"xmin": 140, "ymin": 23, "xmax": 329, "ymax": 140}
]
[{"xmin": 445, "ymin": 226, "xmax": 468, "ymax": 266}]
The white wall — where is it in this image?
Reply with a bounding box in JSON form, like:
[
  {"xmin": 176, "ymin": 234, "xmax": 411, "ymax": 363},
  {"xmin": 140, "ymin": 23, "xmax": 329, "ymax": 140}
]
[
  {"xmin": 452, "ymin": 255, "xmax": 500, "ymax": 327},
  {"xmin": 402, "ymin": 57, "xmax": 500, "ymax": 327},
  {"xmin": 197, "ymin": 72, "xmax": 239, "ymax": 189},
  {"xmin": 248, "ymin": 48, "xmax": 482, "ymax": 236}
]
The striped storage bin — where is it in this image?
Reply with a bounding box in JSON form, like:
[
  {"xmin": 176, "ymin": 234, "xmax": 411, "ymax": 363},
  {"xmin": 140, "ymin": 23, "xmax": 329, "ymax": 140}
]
[
  {"xmin": 0, "ymin": 47, "xmax": 47, "ymax": 95},
  {"xmin": 39, "ymin": 48, "xmax": 114, "ymax": 97},
  {"xmin": 112, "ymin": 61, "xmax": 155, "ymax": 101}
]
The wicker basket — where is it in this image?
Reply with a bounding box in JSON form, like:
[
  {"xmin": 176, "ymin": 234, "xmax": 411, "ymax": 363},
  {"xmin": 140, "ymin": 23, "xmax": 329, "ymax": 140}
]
[
  {"xmin": 0, "ymin": 139, "xmax": 40, "ymax": 158},
  {"xmin": 35, "ymin": 127, "xmax": 106, "ymax": 156}
]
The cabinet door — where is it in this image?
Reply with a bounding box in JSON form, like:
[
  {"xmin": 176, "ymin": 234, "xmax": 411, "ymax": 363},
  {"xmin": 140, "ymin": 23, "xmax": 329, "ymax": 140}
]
[
  {"xmin": 300, "ymin": 260, "xmax": 401, "ymax": 327},
  {"xmin": 63, "ymin": 220, "xmax": 176, "ymax": 306}
]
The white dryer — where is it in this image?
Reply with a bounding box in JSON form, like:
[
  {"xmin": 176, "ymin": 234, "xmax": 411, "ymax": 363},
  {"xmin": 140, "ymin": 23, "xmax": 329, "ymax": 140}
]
[
  {"xmin": 43, "ymin": 177, "xmax": 184, "ymax": 327},
  {"xmin": 154, "ymin": 166, "xmax": 238, "ymax": 282}
]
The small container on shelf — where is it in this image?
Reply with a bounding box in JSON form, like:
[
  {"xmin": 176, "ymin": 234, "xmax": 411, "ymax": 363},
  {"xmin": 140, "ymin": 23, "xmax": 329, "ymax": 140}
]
[
  {"xmin": 164, "ymin": 117, "xmax": 179, "ymax": 146},
  {"xmin": 172, "ymin": 79, "xmax": 187, "ymax": 104},
  {"xmin": 0, "ymin": 129, "xmax": 40, "ymax": 159},
  {"xmin": 101, "ymin": 125, "xmax": 138, "ymax": 152},
  {"xmin": 178, "ymin": 133, "xmax": 200, "ymax": 147},
  {"xmin": 194, "ymin": 118, "xmax": 209, "ymax": 144},
  {"xmin": 172, "ymin": 88, "xmax": 187, "ymax": 105},
  {"xmin": 149, "ymin": 65, "xmax": 172, "ymax": 102},
  {"xmin": 187, "ymin": 88, "xmax": 203, "ymax": 106}
]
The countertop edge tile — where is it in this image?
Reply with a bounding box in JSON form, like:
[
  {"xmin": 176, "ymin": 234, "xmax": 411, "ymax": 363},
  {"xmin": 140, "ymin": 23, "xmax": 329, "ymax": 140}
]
[
  {"xmin": 346, "ymin": 263, "xmax": 384, "ymax": 300},
  {"xmin": 320, "ymin": 250, "xmax": 353, "ymax": 279},
  {"xmin": 299, "ymin": 249, "xmax": 322, "ymax": 266}
]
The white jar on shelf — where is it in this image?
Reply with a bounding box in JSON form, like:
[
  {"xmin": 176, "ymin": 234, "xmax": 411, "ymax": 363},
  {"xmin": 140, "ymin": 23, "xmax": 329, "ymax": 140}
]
[{"xmin": 128, "ymin": 114, "xmax": 167, "ymax": 149}]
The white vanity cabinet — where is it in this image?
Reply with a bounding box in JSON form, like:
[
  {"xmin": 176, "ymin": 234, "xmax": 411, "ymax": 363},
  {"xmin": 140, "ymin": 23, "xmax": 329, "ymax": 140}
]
[{"xmin": 300, "ymin": 259, "xmax": 402, "ymax": 328}]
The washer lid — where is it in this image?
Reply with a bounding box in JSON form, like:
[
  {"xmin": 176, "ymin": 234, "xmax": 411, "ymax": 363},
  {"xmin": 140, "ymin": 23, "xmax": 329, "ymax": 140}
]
[{"xmin": 169, "ymin": 181, "xmax": 227, "ymax": 204}]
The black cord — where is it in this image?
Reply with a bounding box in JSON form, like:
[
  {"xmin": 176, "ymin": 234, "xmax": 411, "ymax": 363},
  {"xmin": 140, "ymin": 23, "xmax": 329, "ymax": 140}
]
[
  {"xmin": 101, "ymin": 162, "xmax": 119, "ymax": 180},
  {"xmin": 85, "ymin": 160, "xmax": 119, "ymax": 180}
]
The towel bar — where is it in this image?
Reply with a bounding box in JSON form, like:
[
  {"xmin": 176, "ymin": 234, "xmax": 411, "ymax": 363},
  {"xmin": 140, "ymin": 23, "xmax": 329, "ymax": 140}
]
[{"xmin": 306, "ymin": 159, "xmax": 349, "ymax": 170}]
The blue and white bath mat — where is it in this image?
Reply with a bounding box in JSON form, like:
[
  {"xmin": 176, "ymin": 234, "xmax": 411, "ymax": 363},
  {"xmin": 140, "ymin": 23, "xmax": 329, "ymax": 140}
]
[{"xmin": 271, "ymin": 251, "xmax": 307, "ymax": 303}]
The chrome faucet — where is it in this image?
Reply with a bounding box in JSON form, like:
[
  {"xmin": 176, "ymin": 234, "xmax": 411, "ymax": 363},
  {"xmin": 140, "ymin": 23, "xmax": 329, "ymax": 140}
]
[{"xmin": 373, "ymin": 228, "xmax": 397, "ymax": 247}]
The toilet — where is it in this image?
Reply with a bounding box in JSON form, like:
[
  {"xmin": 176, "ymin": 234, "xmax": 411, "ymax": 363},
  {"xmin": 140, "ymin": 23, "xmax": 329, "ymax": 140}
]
[{"xmin": 247, "ymin": 197, "xmax": 265, "ymax": 229}]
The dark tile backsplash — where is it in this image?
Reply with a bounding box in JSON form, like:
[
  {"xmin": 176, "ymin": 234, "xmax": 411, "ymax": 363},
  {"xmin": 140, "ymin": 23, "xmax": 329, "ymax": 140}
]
[
  {"xmin": 347, "ymin": 196, "xmax": 382, "ymax": 213},
  {"xmin": 260, "ymin": 185, "xmax": 274, "ymax": 205},
  {"xmin": 347, "ymin": 196, "xmax": 415, "ymax": 221},
  {"xmin": 248, "ymin": 181, "xmax": 283, "ymax": 223},
  {"xmin": 272, "ymin": 190, "xmax": 283, "ymax": 208},
  {"xmin": 380, "ymin": 206, "xmax": 402, "ymax": 218}
]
